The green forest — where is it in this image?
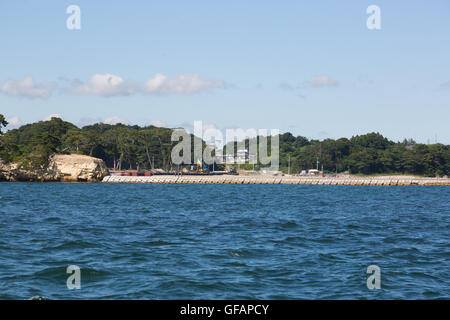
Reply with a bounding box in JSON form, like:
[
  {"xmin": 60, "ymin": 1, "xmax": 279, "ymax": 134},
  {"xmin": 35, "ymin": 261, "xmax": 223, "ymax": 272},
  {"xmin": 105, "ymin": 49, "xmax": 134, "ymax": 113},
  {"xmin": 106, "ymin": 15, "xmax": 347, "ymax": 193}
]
[{"xmin": 0, "ymin": 114, "xmax": 449, "ymax": 176}]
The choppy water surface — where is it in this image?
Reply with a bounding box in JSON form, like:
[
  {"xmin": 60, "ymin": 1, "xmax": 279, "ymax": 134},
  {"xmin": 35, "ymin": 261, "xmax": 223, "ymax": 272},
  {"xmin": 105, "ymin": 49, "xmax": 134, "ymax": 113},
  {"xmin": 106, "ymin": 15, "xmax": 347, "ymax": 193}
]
[{"xmin": 0, "ymin": 183, "xmax": 449, "ymax": 299}]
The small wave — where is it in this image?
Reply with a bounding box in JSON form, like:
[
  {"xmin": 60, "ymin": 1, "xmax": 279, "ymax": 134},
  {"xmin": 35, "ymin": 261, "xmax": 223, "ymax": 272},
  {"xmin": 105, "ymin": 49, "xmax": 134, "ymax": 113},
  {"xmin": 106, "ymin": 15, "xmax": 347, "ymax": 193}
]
[
  {"xmin": 229, "ymin": 250, "xmax": 243, "ymax": 257},
  {"xmin": 145, "ymin": 240, "xmax": 176, "ymax": 246},
  {"xmin": 422, "ymin": 290, "xmax": 443, "ymax": 298},
  {"xmin": 278, "ymin": 221, "xmax": 299, "ymax": 229},
  {"xmin": 28, "ymin": 295, "xmax": 49, "ymax": 300},
  {"xmin": 224, "ymin": 261, "xmax": 248, "ymax": 267},
  {"xmin": 43, "ymin": 217, "xmax": 61, "ymax": 223},
  {"xmin": 318, "ymin": 252, "xmax": 345, "ymax": 262},
  {"xmin": 46, "ymin": 240, "xmax": 99, "ymax": 251}
]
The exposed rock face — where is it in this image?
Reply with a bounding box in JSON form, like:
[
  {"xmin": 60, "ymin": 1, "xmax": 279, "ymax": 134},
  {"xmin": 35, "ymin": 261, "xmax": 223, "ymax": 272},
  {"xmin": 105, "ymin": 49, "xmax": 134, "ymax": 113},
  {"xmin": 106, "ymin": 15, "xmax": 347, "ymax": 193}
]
[
  {"xmin": 53, "ymin": 154, "xmax": 109, "ymax": 182},
  {"xmin": 0, "ymin": 154, "xmax": 109, "ymax": 182},
  {"xmin": 0, "ymin": 160, "xmax": 60, "ymax": 182}
]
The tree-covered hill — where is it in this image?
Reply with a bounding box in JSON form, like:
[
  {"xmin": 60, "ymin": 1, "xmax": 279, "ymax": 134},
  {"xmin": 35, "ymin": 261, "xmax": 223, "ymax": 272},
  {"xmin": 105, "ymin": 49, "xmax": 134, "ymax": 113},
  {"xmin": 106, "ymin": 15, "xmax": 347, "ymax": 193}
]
[
  {"xmin": 0, "ymin": 114, "xmax": 449, "ymax": 176},
  {"xmin": 276, "ymin": 132, "xmax": 449, "ymax": 176},
  {"xmin": 0, "ymin": 116, "xmax": 181, "ymax": 171}
]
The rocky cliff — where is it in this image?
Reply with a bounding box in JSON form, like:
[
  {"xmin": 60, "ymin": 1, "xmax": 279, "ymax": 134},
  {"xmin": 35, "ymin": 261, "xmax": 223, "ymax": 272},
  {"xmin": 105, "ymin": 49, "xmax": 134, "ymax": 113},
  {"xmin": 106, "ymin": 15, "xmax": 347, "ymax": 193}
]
[
  {"xmin": 0, "ymin": 154, "xmax": 109, "ymax": 182},
  {"xmin": 53, "ymin": 154, "xmax": 109, "ymax": 182}
]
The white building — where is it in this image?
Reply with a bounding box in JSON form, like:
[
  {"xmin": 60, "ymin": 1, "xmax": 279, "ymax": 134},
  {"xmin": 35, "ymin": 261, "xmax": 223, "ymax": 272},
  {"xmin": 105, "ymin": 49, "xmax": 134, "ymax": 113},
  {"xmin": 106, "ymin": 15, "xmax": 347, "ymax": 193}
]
[{"xmin": 224, "ymin": 148, "xmax": 257, "ymax": 164}]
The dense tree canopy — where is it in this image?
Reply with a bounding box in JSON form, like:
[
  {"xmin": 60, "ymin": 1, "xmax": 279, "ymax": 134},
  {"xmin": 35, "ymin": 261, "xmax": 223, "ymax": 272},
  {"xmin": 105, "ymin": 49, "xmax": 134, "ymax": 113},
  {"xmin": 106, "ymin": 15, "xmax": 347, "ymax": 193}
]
[
  {"xmin": 276, "ymin": 132, "xmax": 449, "ymax": 176},
  {"xmin": 0, "ymin": 116, "xmax": 449, "ymax": 176},
  {"xmin": 230, "ymin": 131, "xmax": 449, "ymax": 176},
  {"xmin": 0, "ymin": 114, "xmax": 7, "ymax": 135},
  {"xmin": 0, "ymin": 118, "xmax": 178, "ymax": 170}
]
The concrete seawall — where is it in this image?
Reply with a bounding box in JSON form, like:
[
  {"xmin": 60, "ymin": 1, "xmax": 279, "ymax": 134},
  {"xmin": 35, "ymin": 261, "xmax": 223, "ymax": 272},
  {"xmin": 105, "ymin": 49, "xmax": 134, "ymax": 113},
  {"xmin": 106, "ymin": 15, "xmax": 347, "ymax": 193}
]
[{"xmin": 102, "ymin": 175, "xmax": 450, "ymax": 186}]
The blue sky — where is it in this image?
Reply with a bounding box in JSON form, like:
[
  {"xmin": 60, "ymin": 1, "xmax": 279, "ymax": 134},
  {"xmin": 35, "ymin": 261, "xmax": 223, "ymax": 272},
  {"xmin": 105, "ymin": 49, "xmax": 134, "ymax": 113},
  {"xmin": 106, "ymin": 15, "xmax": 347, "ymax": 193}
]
[{"xmin": 1, "ymin": 0, "xmax": 449, "ymax": 143}]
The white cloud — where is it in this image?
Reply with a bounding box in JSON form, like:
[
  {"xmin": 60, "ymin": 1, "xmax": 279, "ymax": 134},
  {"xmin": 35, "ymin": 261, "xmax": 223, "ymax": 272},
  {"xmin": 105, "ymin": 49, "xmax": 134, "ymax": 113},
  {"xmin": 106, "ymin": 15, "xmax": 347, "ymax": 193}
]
[
  {"xmin": 6, "ymin": 116, "xmax": 22, "ymax": 128},
  {"xmin": 0, "ymin": 76, "xmax": 53, "ymax": 98},
  {"xmin": 44, "ymin": 113, "xmax": 62, "ymax": 121},
  {"xmin": 308, "ymin": 75, "xmax": 339, "ymax": 87},
  {"xmin": 103, "ymin": 116, "xmax": 129, "ymax": 125},
  {"xmin": 2, "ymin": 73, "xmax": 227, "ymax": 98},
  {"xmin": 149, "ymin": 120, "xmax": 165, "ymax": 127},
  {"xmin": 69, "ymin": 73, "xmax": 135, "ymax": 97},
  {"xmin": 143, "ymin": 73, "xmax": 225, "ymax": 94},
  {"xmin": 202, "ymin": 123, "xmax": 220, "ymax": 133}
]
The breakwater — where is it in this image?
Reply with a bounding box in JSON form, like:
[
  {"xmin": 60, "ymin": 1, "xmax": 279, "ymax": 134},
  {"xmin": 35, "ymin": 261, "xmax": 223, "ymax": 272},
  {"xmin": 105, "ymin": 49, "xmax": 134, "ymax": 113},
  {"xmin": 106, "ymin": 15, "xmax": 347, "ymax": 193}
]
[{"xmin": 102, "ymin": 175, "xmax": 450, "ymax": 186}]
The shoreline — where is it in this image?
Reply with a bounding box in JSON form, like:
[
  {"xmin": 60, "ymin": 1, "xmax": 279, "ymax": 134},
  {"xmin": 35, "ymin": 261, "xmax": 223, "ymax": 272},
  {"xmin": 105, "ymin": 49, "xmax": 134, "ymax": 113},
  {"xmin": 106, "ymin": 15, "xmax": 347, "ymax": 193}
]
[{"xmin": 102, "ymin": 175, "xmax": 450, "ymax": 186}]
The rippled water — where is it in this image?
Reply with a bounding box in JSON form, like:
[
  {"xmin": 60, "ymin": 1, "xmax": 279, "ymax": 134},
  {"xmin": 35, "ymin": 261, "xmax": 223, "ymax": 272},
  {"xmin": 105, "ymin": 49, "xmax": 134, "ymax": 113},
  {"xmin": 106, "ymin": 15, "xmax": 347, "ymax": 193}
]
[{"xmin": 0, "ymin": 182, "xmax": 449, "ymax": 299}]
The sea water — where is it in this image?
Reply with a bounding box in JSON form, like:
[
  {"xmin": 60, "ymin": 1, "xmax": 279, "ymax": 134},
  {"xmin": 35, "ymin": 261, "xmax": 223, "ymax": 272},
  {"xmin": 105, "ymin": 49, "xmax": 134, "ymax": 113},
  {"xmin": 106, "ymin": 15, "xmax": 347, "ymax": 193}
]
[{"xmin": 0, "ymin": 183, "xmax": 448, "ymax": 299}]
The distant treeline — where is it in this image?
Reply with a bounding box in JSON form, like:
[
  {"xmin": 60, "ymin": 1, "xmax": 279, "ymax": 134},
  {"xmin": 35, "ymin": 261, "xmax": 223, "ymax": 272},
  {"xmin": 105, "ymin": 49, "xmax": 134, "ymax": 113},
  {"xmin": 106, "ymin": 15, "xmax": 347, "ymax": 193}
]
[
  {"xmin": 0, "ymin": 114, "xmax": 449, "ymax": 176},
  {"xmin": 275, "ymin": 132, "xmax": 449, "ymax": 176}
]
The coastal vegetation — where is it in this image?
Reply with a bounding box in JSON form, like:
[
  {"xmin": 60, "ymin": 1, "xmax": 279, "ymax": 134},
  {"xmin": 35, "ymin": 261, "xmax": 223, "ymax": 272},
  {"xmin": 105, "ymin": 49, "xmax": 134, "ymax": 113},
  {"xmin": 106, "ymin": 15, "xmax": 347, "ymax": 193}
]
[
  {"xmin": 276, "ymin": 132, "xmax": 449, "ymax": 176},
  {"xmin": 0, "ymin": 114, "xmax": 449, "ymax": 176},
  {"xmin": 0, "ymin": 114, "xmax": 7, "ymax": 135}
]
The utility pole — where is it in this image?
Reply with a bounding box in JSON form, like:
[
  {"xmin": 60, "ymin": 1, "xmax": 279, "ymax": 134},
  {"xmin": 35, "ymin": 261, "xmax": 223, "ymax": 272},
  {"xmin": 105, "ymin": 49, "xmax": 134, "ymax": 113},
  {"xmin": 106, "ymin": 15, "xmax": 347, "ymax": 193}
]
[
  {"xmin": 316, "ymin": 157, "xmax": 319, "ymax": 170},
  {"xmin": 288, "ymin": 155, "xmax": 291, "ymax": 175}
]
